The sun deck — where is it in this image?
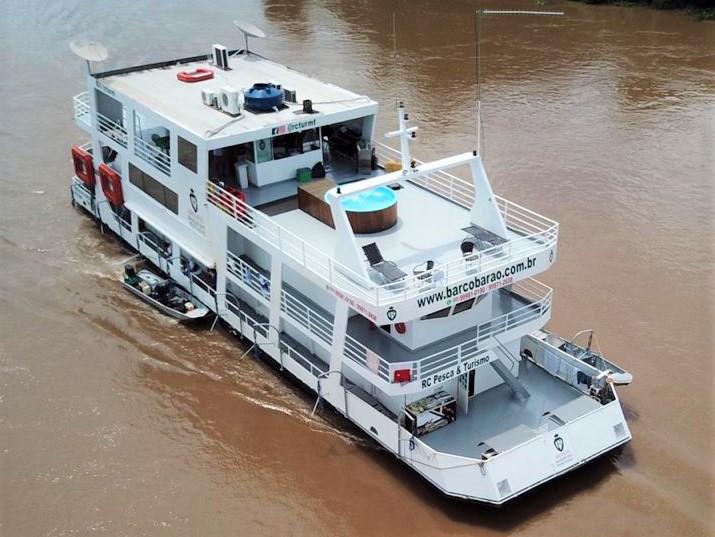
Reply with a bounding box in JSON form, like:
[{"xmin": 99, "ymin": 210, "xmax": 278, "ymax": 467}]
[
  {"xmin": 272, "ymin": 180, "xmax": 512, "ymax": 279},
  {"xmin": 421, "ymin": 360, "xmax": 601, "ymax": 458},
  {"xmin": 93, "ymin": 52, "xmax": 378, "ymax": 141}
]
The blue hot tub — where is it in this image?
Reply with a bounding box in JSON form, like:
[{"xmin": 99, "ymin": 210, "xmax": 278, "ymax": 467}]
[{"xmin": 325, "ymin": 185, "xmax": 398, "ymax": 233}]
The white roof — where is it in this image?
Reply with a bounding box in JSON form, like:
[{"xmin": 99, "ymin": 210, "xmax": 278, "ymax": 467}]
[{"xmin": 97, "ymin": 51, "xmax": 378, "ymax": 142}]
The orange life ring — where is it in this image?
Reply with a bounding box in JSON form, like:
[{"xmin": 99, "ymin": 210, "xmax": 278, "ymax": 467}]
[
  {"xmin": 395, "ymin": 322, "xmax": 407, "ymax": 334},
  {"xmin": 99, "ymin": 163, "xmax": 124, "ymax": 206},
  {"xmin": 71, "ymin": 145, "xmax": 94, "ymax": 188},
  {"xmin": 177, "ymin": 68, "xmax": 214, "ymax": 83}
]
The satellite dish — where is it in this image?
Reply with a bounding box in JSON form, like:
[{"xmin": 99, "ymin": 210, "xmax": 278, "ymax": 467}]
[
  {"xmin": 233, "ymin": 20, "xmax": 266, "ymax": 55},
  {"xmin": 70, "ymin": 39, "xmax": 109, "ymax": 74},
  {"xmin": 70, "ymin": 39, "xmax": 109, "ymax": 62}
]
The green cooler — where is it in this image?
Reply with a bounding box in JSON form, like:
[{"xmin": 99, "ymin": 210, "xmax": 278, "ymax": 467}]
[{"xmin": 297, "ymin": 167, "xmax": 312, "ymax": 182}]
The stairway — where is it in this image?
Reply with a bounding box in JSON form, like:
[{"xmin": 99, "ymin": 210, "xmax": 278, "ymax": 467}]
[{"xmin": 490, "ymin": 357, "xmax": 530, "ymax": 399}]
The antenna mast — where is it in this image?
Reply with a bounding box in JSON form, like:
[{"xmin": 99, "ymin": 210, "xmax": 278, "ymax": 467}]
[{"xmin": 475, "ymin": 9, "xmax": 564, "ymax": 159}]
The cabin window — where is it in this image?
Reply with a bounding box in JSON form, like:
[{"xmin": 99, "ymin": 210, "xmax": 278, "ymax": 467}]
[
  {"xmin": 453, "ymin": 298, "xmax": 476, "ymax": 315},
  {"xmin": 129, "ymin": 163, "xmax": 178, "ymax": 214},
  {"xmin": 177, "ymin": 136, "xmax": 197, "ymax": 173},
  {"xmin": 421, "ymin": 306, "xmax": 451, "ymax": 320}
]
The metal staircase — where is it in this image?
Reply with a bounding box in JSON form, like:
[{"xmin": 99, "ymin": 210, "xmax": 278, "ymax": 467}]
[{"xmin": 490, "ymin": 338, "xmax": 530, "ymax": 399}]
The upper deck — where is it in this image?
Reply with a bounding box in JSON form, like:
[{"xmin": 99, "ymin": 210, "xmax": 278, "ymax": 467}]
[
  {"xmin": 208, "ymin": 144, "xmax": 559, "ymax": 324},
  {"xmin": 91, "ymin": 49, "xmax": 378, "ymax": 144}
]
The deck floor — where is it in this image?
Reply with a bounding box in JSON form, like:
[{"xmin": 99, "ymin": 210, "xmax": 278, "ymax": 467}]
[
  {"xmin": 271, "ymin": 179, "xmax": 479, "ymax": 273},
  {"xmin": 420, "ymin": 360, "xmax": 600, "ymax": 458}
]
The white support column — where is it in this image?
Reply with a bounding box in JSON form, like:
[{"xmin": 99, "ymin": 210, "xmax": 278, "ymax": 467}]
[
  {"xmin": 267, "ymin": 255, "xmax": 283, "ymax": 347},
  {"xmin": 384, "ymin": 101, "xmax": 419, "ymax": 172},
  {"xmin": 321, "ymin": 301, "xmax": 350, "ymax": 407},
  {"xmin": 469, "ymin": 157, "xmax": 509, "ymax": 237}
]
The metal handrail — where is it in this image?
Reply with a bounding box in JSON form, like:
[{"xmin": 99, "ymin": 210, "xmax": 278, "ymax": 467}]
[
  {"xmin": 73, "ymin": 92, "xmax": 91, "ymax": 128},
  {"xmin": 134, "ymin": 136, "xmax": 170, "ymax": 176},
  {"xmin": 226, "ymin": 251, "xmax": 271, "ymax": 299},
  {"xmin": 280, "ymin": 290, "xmax": 334, "ymax": 346},
  {"xmin": 343, "ymin": 279, "xmax": 552, "ymax": 383},
  {"xmin": 96, "ymin": 112, "xmax": 128, "ymax": 147}
]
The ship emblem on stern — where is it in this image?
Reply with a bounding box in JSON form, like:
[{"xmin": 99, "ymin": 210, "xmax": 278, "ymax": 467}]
[{"xmin": 554, "ymin": 434, "xmax": 564, "ymax": 452}]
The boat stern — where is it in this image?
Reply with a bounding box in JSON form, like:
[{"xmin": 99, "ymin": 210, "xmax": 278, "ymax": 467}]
[{"xmin": 405, "ymin": 389, "xmax": 631, "ymax": 505}]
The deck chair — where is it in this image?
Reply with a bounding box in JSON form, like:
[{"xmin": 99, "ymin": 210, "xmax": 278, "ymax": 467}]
[
  {"xmin": 362, "ymin": 242, "xmax": 407, "ymax": 283},
  {"xmin": 413, "ymin": 260, "xmax": 435, "ymax": 288}
]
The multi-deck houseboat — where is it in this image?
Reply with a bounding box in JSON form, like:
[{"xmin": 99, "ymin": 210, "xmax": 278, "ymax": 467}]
[{"xmin": 69, "ymin": 38, "xmax": 632, "ymax": 504}]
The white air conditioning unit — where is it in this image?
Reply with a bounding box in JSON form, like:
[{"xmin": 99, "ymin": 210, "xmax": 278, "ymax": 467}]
[
  {"xmin": 212, "ymin": 44, "xmax": 229, "ymax": 70},
  {"xmin": 219, "ymin": 87, "xmax": 242, "ymax": 116},
  {"xmin": 201, "ymin": 89, "xmax": 218, "ymax": 107}
]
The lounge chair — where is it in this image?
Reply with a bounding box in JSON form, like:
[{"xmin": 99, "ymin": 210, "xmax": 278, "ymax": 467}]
[
  {"xmin": 362, "ymin": 242, "xmax": 407, "ymax": 283},
  {"xmin": 414, "ymin": 260, "xmax": 435, "ymax": 288}
]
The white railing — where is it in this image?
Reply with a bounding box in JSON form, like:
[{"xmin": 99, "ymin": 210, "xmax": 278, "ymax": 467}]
[
  {"xmin": 226, "ymin": 251, "xmax": 271, "ymax": 299},
  {"xmin": 96, "ymin": 112, "xmax": 128, "ymax": 148},
  {"xmin": 206, "ymin": 156, "xmax": 557, "ymax": 307},
  {"xmin": 280, "ymin": 289, "xmax": 334, "ymax": 346},
  {"xmin": 344, "ymin": 334, "xmax": 391, "ymax": 381},
  {"xmin": 134, "ymin": 136, "xmax": 170, "ymax": 176},
  {"xmin": 223, "ymin": 294, "xmax": 326, "ymax": 377},
  {"xmin": 279, "ymin": 341, "xmax": 327, "ymax": 377},
  {"xmin": 344, "ymin": 278, "xmax": 552, "ymax": 384},
  {"xmin": 190, "ymin": 272, "xmax": 216, "ymax": 298},
  {"xmin": 73, "ymin": 92, "xmax": 91, "ymax": 129}
]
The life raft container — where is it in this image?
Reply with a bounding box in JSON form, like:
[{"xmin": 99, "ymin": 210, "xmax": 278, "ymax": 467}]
[
  {"xmin": 99, "ymin": 163, "xmax": 124, "ymax": 206},
  {"xmin": 71, "ymin": 145, "xmax": 94, "ymax": 188},
  {"xmin": 177, "ymin": 68, "xmax": 214, "ymax": 83}
]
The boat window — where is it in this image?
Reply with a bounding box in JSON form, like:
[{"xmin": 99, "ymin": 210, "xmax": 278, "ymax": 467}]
[
  {"xmin": 453, "ymin": 298, "xmax": 476, "ymax": 315},
  {"xmin": 177, "ymin": 136, "xmax": 197, "ymax": 173},
  {"xmin": 421, "ymin": 306, "xmax": 450, "ymax": 320},
  {"xmin": 271, "ymin": 129, "xmax": 320, "ymax": 160},
  {"xmin": 129, "ymin": 163, "xmax": 178, "ymax": 214},
  {"xmin": 208, "ymin": 142, "xmax": 254, "ymax": 185}
]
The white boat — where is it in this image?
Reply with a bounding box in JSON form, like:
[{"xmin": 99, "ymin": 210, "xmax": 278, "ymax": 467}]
[
  {"xmin": 525, "ymin": 329, "xmax": 633, "ymax": 386},
  {"xmin": 67, "ymin": 29, "xmax": 633, "ymax": 504},
  {"xmin": 122, "ymin": 265, "xmax": 211, "ymax": 322}
]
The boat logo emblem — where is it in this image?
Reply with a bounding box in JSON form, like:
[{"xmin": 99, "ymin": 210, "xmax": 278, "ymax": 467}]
[
  {"xmin": 190, "ymin": 189, "xmax": 198, "ymax": 213},
  {"xmin": 386, "ymin": 307, "xmax": 397, "ymax": 321},
  {"xmin": 549, "ymin": 249, "xmax": 554, "ymax": 263},
  {"xmin": 553, "ymin": 434, "xmax": 564, "ymax": 452}
]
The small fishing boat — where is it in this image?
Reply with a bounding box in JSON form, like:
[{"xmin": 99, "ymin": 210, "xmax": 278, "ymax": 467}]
[
  {"xmin": 527, "ymin": 329, "xmax": 633, "ymax": 385},
  {"xmin": 122, "ymin": 264, "xmax": 210, "ymax": 322}
]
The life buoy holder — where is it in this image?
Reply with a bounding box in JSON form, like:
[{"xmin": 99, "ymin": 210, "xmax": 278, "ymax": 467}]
[
  {"xmin": 395, "ymin": 322, "xmax": 407, "ymax": 335},
  {"xmin": 177, "ymin": 68, "xmax": 214, "ymax": 83},
  {"xmin": 99, "ymin": 163, "xmax": 124, "ymax": 206},
  {"xmin": 71, "ymin": 145, "xmax": 94, "ymax": 188}
]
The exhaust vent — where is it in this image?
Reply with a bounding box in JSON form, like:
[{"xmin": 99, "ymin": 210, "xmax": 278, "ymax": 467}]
[
  {"xmin": 283, "ymin": 88, "xmax": 297, "ymax": 103},
  {"xmin": 212, "ymin": 44, "xmax": 229, "ymax": 70}
]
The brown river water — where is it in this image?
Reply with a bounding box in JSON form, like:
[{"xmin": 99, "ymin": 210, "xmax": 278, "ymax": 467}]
[{"xmin": 1, "ymin": 0, "xmax": 713, "ymax": 535}]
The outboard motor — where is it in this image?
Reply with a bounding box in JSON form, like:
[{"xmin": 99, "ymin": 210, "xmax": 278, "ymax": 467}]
[{"xmin": 124, "ymin": 264, "xmax": 136, "ymax": 277}]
